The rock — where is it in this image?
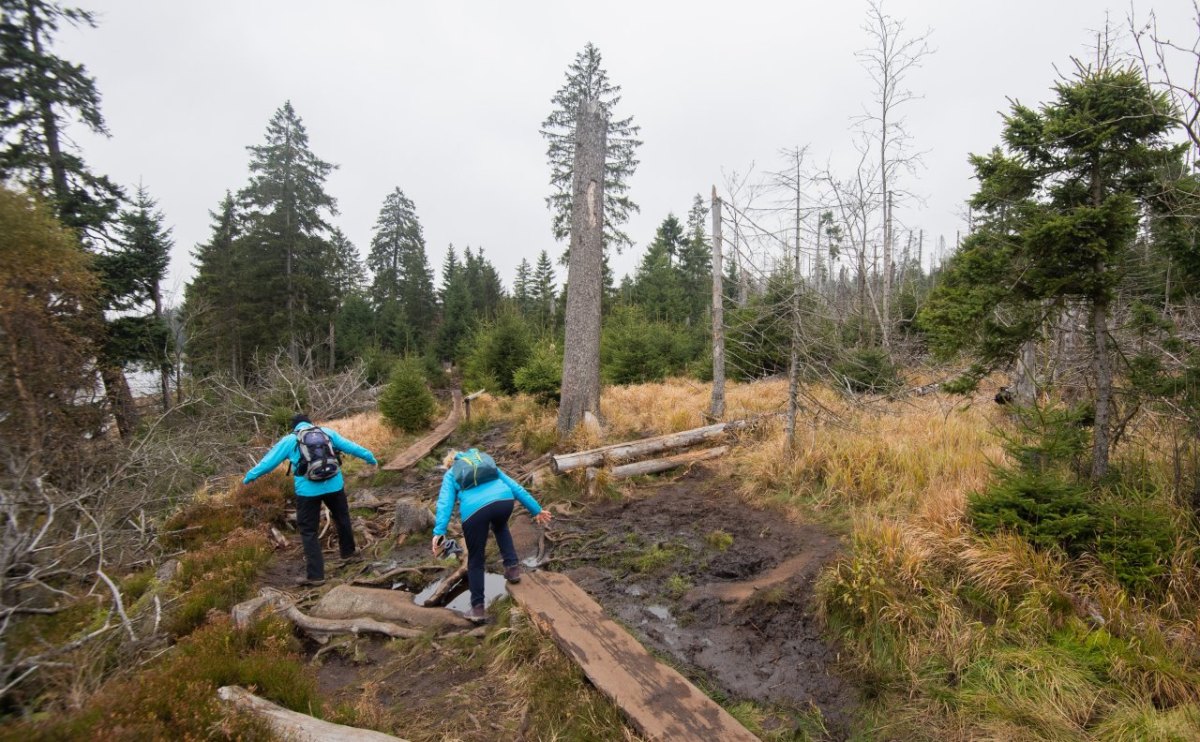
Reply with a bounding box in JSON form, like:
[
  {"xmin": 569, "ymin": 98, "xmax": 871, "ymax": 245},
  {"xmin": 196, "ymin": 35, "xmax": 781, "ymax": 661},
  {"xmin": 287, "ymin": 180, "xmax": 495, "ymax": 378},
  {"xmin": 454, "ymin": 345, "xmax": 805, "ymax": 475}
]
[
  {"xmin": 348, "ymin": 489, "xmax": 387, "ymax": 509},
  {"xmin": 392, "ymin": 498, "xmax": 434, "ymax": 537},
  {"xmin": 310, "ymin": 585, "xmax": 471, "ymax": 629},
  {"xmin": 156, "ymin": 559, "xmax": 180, "ymax": 583}
]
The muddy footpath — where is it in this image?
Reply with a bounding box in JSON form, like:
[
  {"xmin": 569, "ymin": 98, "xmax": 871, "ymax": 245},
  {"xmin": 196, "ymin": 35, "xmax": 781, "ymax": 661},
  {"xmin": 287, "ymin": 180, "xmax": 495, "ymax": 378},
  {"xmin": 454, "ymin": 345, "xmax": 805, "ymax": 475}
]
[
  {"xmin": 257, "ymin": 433, "xmax": 860, "ymax": 740},
  {"xmin": 542, "ymin": 467, "xmax": 860, "ymax": 739}
]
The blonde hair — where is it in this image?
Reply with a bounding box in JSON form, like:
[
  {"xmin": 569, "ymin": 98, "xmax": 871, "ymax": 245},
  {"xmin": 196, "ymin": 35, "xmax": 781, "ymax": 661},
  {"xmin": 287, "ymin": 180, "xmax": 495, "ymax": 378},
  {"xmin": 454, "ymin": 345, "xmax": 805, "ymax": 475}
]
[{"xmin": 442, "ymin": 450, "xmax": 459, "ymax": 469}]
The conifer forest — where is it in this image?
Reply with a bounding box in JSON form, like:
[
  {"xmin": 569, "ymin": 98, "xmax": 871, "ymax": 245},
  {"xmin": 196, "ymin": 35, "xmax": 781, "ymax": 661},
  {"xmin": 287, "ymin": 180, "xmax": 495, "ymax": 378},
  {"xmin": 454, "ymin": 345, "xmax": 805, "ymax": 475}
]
[{"xmin": 4, "ymin": 1, "xmax": 1200, "ymax": 740}]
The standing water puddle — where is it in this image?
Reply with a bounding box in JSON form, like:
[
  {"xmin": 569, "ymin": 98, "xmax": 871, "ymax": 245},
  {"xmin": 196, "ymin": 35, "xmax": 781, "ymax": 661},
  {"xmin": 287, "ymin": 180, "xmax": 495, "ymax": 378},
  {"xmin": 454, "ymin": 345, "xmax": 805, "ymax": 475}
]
[{"xmin": 412, "ymin": 572, "xmax": 508, "ymax": 613}]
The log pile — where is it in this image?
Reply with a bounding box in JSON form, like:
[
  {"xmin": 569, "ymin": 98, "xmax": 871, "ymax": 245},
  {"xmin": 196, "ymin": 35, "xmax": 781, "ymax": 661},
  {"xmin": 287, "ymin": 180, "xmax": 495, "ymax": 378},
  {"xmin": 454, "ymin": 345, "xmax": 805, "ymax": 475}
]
[{"xmin": 551, "ymin": 418, "xmax": 758, "ymax": 486}]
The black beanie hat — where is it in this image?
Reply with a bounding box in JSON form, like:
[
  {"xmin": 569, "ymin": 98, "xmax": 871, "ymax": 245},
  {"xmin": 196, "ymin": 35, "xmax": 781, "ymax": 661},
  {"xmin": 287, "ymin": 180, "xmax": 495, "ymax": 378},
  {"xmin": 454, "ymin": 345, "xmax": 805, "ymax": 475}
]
[{"xmin": 290, "ymin": 413, "xmax": 312, "ymax": 429}]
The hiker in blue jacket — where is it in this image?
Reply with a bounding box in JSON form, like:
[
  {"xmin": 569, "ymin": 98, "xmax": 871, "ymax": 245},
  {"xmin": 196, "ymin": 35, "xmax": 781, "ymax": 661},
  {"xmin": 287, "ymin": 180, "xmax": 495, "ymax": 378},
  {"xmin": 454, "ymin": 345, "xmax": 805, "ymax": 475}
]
[
  {"xmin": 243, "ymin": 414, "xmax": 379, "ymax": 585},
  {"xmin": 432, "ymin": 449, "xmax": 551, "ymax": 622}
]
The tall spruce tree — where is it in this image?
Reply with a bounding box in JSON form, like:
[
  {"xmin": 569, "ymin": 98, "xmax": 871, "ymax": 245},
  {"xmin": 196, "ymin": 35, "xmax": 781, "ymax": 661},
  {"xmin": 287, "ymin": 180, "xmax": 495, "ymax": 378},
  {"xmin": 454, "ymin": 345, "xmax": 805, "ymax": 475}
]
[
  {"xmin": 462, "ymin": 246, "xmax": 504, "ymax": 320},
  {"xmin": 436, "ymin": 244, "xmax": 473, "ymax": 361},
  {"xmin": 633, "ymin": 214, "xmax": 687, "ymax": 321},
  {"xmin": 184, "ymin": 192, "xmax": 245, "ymax": 377},
  {"xmin": 368, "ymin": 187, "xmax": 435, "ymax": 353},
  {"xmin": 105, "ymin": 185, "xmax": 173, "ymax": 410},
  {"xmin": 679, "ymin": 194, "xmax": 713, "ymax": 324},
  {"xmin": 325, "ymin": 227, "xmax": 363, "ymax": 369},
  {"xmin": 919, "ymin": 64, "xmax": 1183, "ymax": 479},
  {"xmin": 532, "ymin": 249, "xmax": 558, "ymax": 330},
  {"xmin": 239, "ymin": 101, "xmax": 337, "ymax": 364},
  {"xmin": 0, "ymin": 0, "xmax": 121, "ymax": 233},
  {"xmin": 514, "ymin": 258, "xmax": 533, "ymax": 316},
  {"xmin": 0, "ymin": 0, "xmax": 139, "ymax": 434},
  {"xmin": 541, "ymin": 42, "xmax": 641, "ymax": 251}
]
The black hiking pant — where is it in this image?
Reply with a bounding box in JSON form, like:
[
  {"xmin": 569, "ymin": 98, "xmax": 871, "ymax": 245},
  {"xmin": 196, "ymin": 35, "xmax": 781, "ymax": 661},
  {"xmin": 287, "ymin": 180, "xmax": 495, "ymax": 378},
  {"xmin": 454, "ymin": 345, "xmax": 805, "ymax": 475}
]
[
  {"xmin": 296, "ymin": 490, "xmax": 356, "ymax": 580},
  {"xmin": 462, "ymin": 499, "xmax": 518, "ymax": 607}
]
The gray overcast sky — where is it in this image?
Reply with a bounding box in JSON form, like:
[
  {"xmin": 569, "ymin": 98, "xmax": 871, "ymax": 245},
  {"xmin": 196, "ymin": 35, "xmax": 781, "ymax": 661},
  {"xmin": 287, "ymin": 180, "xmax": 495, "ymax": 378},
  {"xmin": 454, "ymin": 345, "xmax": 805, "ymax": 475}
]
[{"xmin": 54, "ymin": 0, "xmax": 1195, "ymax": 303}]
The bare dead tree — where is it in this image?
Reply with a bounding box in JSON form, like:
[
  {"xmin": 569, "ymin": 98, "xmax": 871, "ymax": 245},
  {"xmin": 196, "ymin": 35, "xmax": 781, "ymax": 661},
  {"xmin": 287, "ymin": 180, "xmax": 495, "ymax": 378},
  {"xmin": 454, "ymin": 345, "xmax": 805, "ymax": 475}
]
[
  {"xmin": 856, "ymin": 0, "xmax": 933, "ymax": 351},
  {"xmin": 1131, "ymin": 2, "xmax": 1200, "ymax": 164}
]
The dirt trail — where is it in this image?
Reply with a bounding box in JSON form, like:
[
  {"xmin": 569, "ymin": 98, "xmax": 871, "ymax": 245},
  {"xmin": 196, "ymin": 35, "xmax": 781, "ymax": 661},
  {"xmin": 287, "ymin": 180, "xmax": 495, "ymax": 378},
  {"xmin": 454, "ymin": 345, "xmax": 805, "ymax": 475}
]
[
  {"xmin": 559, "ymin": 467, "xmax": 860, "ymax": 739},
  {"xmin": 250, "ymin": 424, "xmax": 859, "ymax": 739}
]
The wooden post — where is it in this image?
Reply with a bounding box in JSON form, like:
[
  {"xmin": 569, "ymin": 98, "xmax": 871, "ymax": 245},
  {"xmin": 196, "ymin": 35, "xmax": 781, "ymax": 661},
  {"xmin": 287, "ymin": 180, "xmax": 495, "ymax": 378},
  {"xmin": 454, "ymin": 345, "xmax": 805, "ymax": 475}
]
[
  {"xmin": 557, "ymin": 99, "xmax": 606, "ymax": 436},
  {"xmin": 710, "ymin": 186, "xmax": 726, "ymax": 420}
]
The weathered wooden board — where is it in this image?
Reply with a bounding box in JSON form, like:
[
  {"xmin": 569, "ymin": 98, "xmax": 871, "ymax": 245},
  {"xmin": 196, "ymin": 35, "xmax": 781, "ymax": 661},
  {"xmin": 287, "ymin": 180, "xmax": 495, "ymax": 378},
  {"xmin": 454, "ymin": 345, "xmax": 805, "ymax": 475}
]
[
  {"xmin": 383, "ymin": 389, "xmax": 463, "ymax": 471},
  {"xmin": 509, "ymin": 571, "xmax": 759, "ymax": 742}
]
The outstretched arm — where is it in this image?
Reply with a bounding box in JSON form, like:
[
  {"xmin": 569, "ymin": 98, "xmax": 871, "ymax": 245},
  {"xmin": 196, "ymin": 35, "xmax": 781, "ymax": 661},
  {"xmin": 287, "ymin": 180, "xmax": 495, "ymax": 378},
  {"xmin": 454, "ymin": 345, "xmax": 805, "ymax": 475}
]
[
  {"xmin": 433, "ymin": 472, "xmax": 459, "ymax": 537},
  {"xmin": 326, "ymin": 428, "xmax": 378, "ymax": 465},
  {"xmin": 499, "ymin": 471, "xmax": 547, "ymax": 520},
  {"xmin": 243, "ymin": 435, "xmax": 292, "ymax": 484}
]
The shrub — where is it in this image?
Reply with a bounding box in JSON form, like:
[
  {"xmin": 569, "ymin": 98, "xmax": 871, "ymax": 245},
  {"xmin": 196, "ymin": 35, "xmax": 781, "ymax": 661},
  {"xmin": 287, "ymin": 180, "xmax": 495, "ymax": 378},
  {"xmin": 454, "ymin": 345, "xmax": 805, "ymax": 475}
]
[
  {"xmin": 19, "ymin": 615, "xmax": 317, "ymax": 740},
  {"xmin": 513, "ymin": 340, "xmax": 562, "ymax": 404},
  {"xmin": 463, "ymin": 311, "xmax": 533, "ymax": 393},
  {"xmin": 968, "ymin": 470, "xmax": 1097, "ymax": 554},
  {"xmin": 600, "ymin": 306, "xmax": 698, "ymax": 384},
  {"xmin": 167, "ymin": 529, "xmax": 272, "ymax": 637},
  {"xmin": 1092, "ymin": 497, "xmax": 1177, "ymax": 594},
  {"xmin": 379, "ymin": 358, "xmax": 436, "ymax": 432},
  {"xmin": 833, "ymin": 347, "xmax": 900, "ymax": 393}
]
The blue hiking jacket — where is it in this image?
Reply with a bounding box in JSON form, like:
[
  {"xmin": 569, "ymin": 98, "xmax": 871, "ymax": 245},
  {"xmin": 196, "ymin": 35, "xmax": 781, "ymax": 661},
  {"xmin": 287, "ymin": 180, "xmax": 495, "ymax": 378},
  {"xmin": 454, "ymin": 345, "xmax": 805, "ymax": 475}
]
[
  {"xmin": 434, "ymin": 465, "xmax": 543, "ymax": 536},
  {"xmin": 243, "ymin": 422, "xmax": 378, "ymax": 496}
]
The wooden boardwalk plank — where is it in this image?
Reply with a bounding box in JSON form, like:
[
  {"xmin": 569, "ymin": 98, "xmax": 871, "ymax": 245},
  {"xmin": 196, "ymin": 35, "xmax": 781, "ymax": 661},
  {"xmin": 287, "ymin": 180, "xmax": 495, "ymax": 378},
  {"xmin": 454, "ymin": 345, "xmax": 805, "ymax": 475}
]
[
  {"xmin": 509, "ymin": 571, "xmax": 760, "ymax": 742},
  {"xmin": 383, "ymin": 390, "xmax": 463, "ymax": 471}
]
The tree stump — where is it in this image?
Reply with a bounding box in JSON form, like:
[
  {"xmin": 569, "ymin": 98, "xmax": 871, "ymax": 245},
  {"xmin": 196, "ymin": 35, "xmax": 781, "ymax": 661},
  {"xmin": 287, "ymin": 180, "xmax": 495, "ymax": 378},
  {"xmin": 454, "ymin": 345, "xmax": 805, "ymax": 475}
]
[{"xmin": 392, "ymin": 498, "xmax": 434, "ymax": 537}]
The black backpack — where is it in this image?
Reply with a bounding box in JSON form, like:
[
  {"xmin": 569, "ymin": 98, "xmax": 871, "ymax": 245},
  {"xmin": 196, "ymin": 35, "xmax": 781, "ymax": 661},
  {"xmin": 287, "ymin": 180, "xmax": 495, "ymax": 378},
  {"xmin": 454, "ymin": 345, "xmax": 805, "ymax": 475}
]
[
  {"xmin": 450, "ymin": 449, "xmax": 499, "ymax": 490},
  {"xmin": 295, "ymin": 427, "xmax": 341, "ymax": 482}
]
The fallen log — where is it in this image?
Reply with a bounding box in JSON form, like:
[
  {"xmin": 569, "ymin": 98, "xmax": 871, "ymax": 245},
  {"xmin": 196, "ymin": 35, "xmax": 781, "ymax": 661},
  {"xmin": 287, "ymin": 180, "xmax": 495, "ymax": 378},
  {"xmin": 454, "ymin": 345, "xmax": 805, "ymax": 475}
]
[
  {"xmin": 383, "ymin": 389, "xmax": 464, "ymax": 471},
  {"xmin": 281, "ymin": 604, "xmax": 424, "ymax": 640},
  {"xmin": 607, "ymin": 445, "xmax": 729, "ymax": 479},
  {"xmin": 217, "ymin": 685, "xmax": 407, "ymax": 742},
  {"xmin": 310, "ymin": 585, "xmax": 471, "ymax": 629},
  {"xmin": 551, "ymin": 419, "xmax": 754, "ymax": 473}
]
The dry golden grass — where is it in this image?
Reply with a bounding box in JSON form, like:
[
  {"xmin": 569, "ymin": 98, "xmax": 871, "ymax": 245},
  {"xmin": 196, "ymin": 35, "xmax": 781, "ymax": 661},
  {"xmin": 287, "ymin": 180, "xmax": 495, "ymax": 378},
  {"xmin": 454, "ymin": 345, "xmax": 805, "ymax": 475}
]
[{"xmin": 478, "ymin": 375, "xmax": 1200, "ymax": 740}]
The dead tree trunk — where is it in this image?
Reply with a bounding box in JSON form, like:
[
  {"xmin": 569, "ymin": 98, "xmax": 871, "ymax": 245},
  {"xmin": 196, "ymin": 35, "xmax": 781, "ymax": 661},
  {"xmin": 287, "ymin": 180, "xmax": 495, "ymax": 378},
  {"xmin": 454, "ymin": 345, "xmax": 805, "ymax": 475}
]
[
  {"xmin": 710, "ymin": 187, "xmax": 726, "ymax": 419},
  {"xmin": 1091, "ymin": 298, "xmax": 1112, "ymax": 480},
  {"xmin": 101, "ymin": 364, "xmax": 138, "ymax": 439},
  {"xmin": 557, "ymin": 98, "xmax": 606, "ymax": 436},
  {"xmin": 1014, "ymin": 340, "xmax": 1037, "ymax": 407},
  {"xmin": 786, "ymin": 202, "xmax": 802, "ymax": 452}
]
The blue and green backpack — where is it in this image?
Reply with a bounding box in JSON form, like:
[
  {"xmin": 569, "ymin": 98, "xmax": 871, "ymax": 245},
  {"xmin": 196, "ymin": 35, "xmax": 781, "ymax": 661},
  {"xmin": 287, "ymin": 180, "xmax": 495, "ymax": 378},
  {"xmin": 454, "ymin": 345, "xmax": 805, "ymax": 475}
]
[{"xmin": 451, "ymin": 449, "xmax": 499, "ymax": 490}]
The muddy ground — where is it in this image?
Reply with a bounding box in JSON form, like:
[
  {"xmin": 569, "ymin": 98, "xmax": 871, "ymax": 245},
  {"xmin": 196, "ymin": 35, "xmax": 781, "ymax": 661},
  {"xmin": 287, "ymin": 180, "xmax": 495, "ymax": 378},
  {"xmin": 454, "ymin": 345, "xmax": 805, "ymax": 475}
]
[
  {"xmin": 550, "ymin": 467, "xmax": 859, "ymax": 739},
  {"xmin": 253, "ymin": 425, "xmax": 860, "ymax": 740}
]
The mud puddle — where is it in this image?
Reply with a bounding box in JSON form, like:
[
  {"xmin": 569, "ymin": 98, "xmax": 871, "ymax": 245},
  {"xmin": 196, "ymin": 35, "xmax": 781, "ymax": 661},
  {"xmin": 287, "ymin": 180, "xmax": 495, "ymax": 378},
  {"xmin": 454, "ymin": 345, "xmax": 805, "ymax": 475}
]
[{"xmin": 552, "ymin": 468, "xmax": 859, "ymax": 739}]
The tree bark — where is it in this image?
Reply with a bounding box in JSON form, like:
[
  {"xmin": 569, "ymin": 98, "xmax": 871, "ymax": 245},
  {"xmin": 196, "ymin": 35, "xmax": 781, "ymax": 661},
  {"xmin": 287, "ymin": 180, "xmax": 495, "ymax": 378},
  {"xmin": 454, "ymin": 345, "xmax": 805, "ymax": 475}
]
[
  {"xmin": 557, "ymin": 98, "xmax": 606, "ymax": 436},
  {"xmin": 607, "ymin": 446, "xmax": 728, "ymax": 479},
  {"xmin": 1091, "ymin": 299, "xmax": 1112, "ymax": 480},
  {"xmin": 1014, "ymin": 340, "xmax": 1037, "ymax": 407},
  {"xmin": 100, "ymin": 363, "xmax": 138, "ymax": 438},
  {"xmin": 710, "ymin": 187, "xmax": 726, "ymax": 419}
]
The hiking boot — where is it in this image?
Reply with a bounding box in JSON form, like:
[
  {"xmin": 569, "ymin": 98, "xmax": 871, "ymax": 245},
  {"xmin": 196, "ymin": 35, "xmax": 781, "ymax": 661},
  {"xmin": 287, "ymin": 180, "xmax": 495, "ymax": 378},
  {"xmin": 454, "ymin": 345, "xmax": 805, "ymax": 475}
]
[
  {"xmin": 337, "ymin": 552, "xmax": 363, "ymax": 566},
  {"xmin": 504, "ymin": 565, "xmax": 522, "ymax": 584},
  {"xmin": 295, "ymin": 577, "xmax": 325, "ymax": 587},
  {"xmin": 466, "ymin": 605, "xmax": 487, "ymax": 624}
]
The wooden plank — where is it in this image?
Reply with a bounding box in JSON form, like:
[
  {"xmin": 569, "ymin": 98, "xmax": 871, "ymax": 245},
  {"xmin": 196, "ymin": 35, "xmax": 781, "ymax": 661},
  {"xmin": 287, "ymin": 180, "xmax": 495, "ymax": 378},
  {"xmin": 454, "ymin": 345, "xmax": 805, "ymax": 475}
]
[
  {"xmin": 383, "ymin": 390, "xmax": 463, "ymax": 471},
  {"xmin": 509, "ymin": 571, "xmax": 759, "ymax": 742}
]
